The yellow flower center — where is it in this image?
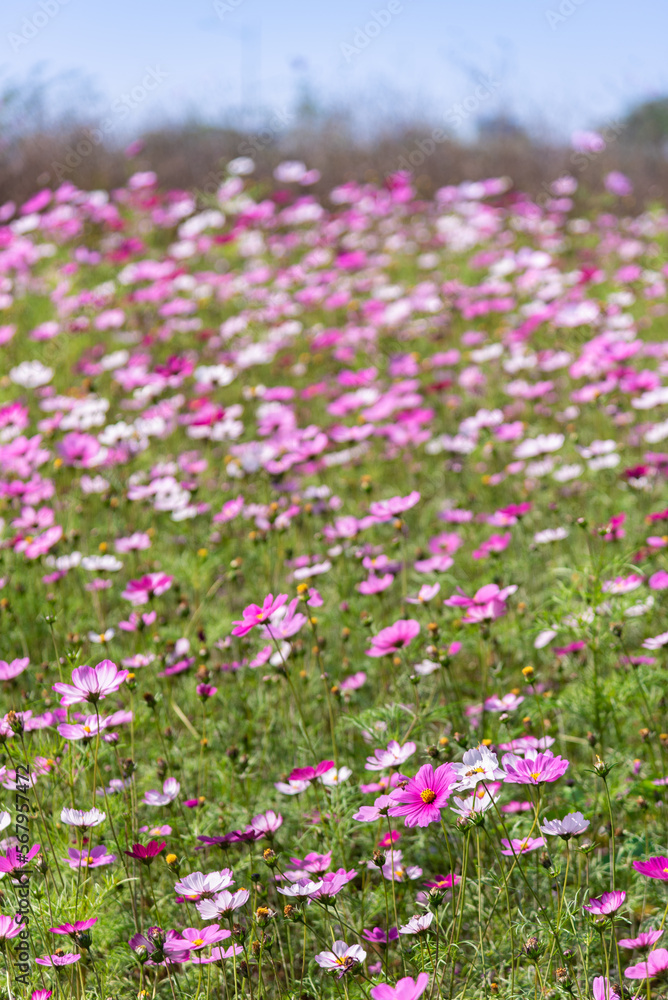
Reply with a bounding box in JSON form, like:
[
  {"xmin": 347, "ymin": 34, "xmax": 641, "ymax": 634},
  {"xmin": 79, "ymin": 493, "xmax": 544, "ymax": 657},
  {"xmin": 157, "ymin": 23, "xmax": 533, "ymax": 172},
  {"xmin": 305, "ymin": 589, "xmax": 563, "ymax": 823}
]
[
  {"xmin": 420, "ymin": 788, "xmax": 437, "ymax": 804},
  {"xmin": 465, "ymin": 766, "xmax": 485, "ymax": 776},
  {"xmin": 83, "ymin": 726, "xmax": 91, "ymax": 734},
  {"xmin": 192, "ymin": 938, "xmax": 204, "ymax": 947},
  {"xmin": 394, "ymin": 868, "xmax": 404, "ymax": 878},
  {"xmin": 530, "ymin": 772, "xmax": 541, "ymax": 781},
  {"xmin": 85, "ymin": 856, "xmax": 94, "ymax": 865}
]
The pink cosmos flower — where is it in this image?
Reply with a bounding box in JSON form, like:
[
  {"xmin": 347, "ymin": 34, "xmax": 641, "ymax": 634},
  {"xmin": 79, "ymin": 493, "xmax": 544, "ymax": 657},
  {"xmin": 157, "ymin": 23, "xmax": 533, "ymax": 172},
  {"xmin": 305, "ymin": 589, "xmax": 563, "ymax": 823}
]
[
  {"xmin": 484, "ymin": 692, "xmax": 524, "ymax": 712},
  {"xmin": 231, "ymin": 593, "xmax": 288, "ymax": 636},
  {"xmin": 618, "ymin": 930, "xmax": 663, "ymax": 949},
  {"xmin": 315, "ymin": 940, "xmax": 366, "ymax": 976},
  {"xmin": 260, "ymin": 597, "xmax": 307, "ymax": 639},
  {"xmin": 584, "ymin": 891, "xmax": 626, "ymax": 916},
  {"xmin": 249, "ymin": 810, "xmax": 283, "ymax": 836},
  {"xmin": 53, "ymin": 660, "xmax": 128, "ymax": 705},
  {"xmin": 501, "ymin": 749, "xmax": 569, "ymax": 785},
  {"xmin": 340, "ymin": 671, "xmax": 366, "ymax": 692},
  {"xmin": 0, "ymin": 915, "xmax": 23, "ymax": 940},
  {"xmin": 500, "ymin": 837, "xmax": 545, "ymax": 857},
  {"xmin": 370, "ymin": 973, "xmax": 430, "ymax": 1000},
  {"xmin": 625, "ymin": 948, "xmax": 668, "ymax": 980},
  {"xmin": 164, "ymin": 924, "xmax": 230, "ymax": 953},
  {"xmin": 405, "ymin": 583, "xmax": 440, "ymax": 604},
  {"xmin": 363, "ymin": 927, "xmax": 399, "ymax": 944},
  {"xmin": 122, "ymin": 573, "xmax": 173, "ymax": 605},
  {"xmin": 369, "ymin": 491, "xmax": 420, "ymax": 521},
  {"xmin": 424, "ymin": 873, "xmax": 461, "ymax": 890},
  {"xmin": 353, "ymin": 794, "xmax": 394, "ymax": 823},
  {"xmin": 144, "ymin": 778, "xmax": 180, "ymax": 806},
  {"xmin": 36, "ymin": 953, "xmax": 80, "ymax": 967},
  {"xmin": 366, "ymin": 741, "xmax": 416, "ymax": 771},
  {"xmin": 444, "ymin": 584, "xmax": 517, "ymax": 623},
  {"xmin": 358, "ymin": 573, "xmax": 394, "ymax": 595},
  {"xmin": 389, "ymin": 763, "xmax": 458, "ymax": 827},
  {"xmin": 472, "ymin": 533, "xmax": 512, "ymax": 560},
  {"xmin": 191, "ymin": 944, "xmax": 243, "ymax": 963},
  {"xmin": 18, "ymin": 525, "xmax": 63, "ymax": 560},
  {"xmin": 0, "ymin": 844, "xmax": 41, "ymax": 880},
  {"xmin": 633, "ymin": 856, "xmax": 668, "ymax": 880},
  {"xmin": 285, "ymin": 851, "xmax": 332, "ymax": 874},
  {"xmin": 311, "ymin": 868, "xmax": 357, "ymax": 900},
  {"xmin": 114, "ymin": 532, "xmax": 151, "ymax": 552},
  {"xmin": 649, "ymin": 571, "xmax": 668, "ymax": 590},
  {"xmin": 0, "ymin": 658, "xmax": 29, "ymax": 681},
  {"xmin": 605, "ymin": 171, "xmax": 633, "ymax": 196},
  {"xmin": 366, "ymin": 620, "xmax": 420, "ymax": 657},
  {"xmin": 593, "ymin": 977, "xmax": 620, "ymax": 1000},
  {"xmin": 63, "ymin": 847, "xmax": 116, "ymax": 869}
]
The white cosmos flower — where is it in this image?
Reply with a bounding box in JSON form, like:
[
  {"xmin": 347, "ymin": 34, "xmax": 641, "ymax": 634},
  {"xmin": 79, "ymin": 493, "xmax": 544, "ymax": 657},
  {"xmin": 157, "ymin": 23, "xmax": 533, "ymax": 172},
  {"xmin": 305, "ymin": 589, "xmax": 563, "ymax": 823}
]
[
  {"xmin": 61, "ymin": 807, "xmax": 106, "ymax": 827},
  {"xmin": 320, "ymin": 767, "xmax": 352, "ymax": 786},
  {"xmin": 174, "ymin": 869, "xmax": 234, "ymax": 899},
  {"xmin": 553, "ymin": 464, "xmax": 583, "ymax": 482},
  {"xmin": 534, "ymin": 527, "xmax": 569, "ymax": 544},
  {"xmin": 10, "ymin": 360, "xmax": 53, "ymax": 387},
  {"xmin": 399, "ymin": 912, "xmax": 434, "ymax": 935},
  {"xmin": 87, "ymin": 629, "xmax": 115, "ymax": 644},
  {"xmin": 451, "ymin": 746, "xmax": 505, "ymax": 790}
]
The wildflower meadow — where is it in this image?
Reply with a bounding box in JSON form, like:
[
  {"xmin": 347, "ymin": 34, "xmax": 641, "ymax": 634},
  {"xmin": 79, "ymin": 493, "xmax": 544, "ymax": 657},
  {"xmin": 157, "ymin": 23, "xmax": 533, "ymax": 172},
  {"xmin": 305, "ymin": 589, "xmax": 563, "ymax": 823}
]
[{"xmin": 0, "ymin": 161, "xmax": 668, "ymax": 1000}]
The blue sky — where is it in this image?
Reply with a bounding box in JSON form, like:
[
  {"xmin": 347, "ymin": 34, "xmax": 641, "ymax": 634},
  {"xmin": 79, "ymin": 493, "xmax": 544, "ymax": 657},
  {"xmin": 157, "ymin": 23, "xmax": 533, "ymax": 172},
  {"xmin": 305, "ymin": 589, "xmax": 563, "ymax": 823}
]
[{"xmin": 1, "ymin": 0, "xmax": 667, "ymax": 139}]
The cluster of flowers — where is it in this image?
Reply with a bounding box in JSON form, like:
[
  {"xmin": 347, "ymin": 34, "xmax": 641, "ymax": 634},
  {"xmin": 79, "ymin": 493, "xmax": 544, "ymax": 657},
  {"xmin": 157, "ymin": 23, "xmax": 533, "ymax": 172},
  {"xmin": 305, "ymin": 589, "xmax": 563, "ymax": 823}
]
[{"xmin": 0, "ymin": 152, "xmax": 668, "ymax": 996}]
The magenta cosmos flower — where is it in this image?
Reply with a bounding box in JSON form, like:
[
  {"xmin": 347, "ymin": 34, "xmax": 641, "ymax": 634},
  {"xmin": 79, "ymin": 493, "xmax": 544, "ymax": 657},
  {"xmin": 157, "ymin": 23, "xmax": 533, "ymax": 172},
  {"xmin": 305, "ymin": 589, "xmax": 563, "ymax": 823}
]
[
  {"xmin": 633, "ymin": 856, "xmax": 668, "ymax": 880},
  {"xmin": 366, "ymin": 620, "xmax": 420, "ymax": 658},
  {"xmin": 584, "ymin": 891, "xmax": 626, "ymax": 916},
  {"xmin": 125, "ymin": 840, "xmax": 165, "ymax": 865},
  {"xmin": 501, "ymin": 750, "xmax": 569, "ymax": 785},
  {"xmin": 121, "ymin": 573, "xmax": 173, "ymax": 605},
  {"xmin": 625, "ymin": 948, "xmax": 668, "ymax": 980},
  {"xmin": 389, "ymin": 763, "xmax": 458, "ymax": 827},
  {"xmin": 289, "ymin": 760, "xmax": 335, "ymax": 782},
  {"xmin": 370, "ymin": 973, "xmax": 430, "ymax": 1000},
  {"xmin": 231, "ymin": 593, "xmax": 288, "ymax": 636},
  {"xmin": 50, "ymin": 919, "xmax": 97, "ymax": 937},
  {"xmin": 53, "ymin": 660, "xmax": 128, "ymax": 706}
]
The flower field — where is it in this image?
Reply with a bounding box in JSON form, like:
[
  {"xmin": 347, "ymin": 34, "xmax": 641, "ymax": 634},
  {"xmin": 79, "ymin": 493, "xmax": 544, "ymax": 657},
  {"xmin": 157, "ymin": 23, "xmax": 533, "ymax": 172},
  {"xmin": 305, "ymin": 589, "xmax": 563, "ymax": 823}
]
[{"xmin": 1, "ymin": 161, "xmax": 668, "ymax": 999}]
